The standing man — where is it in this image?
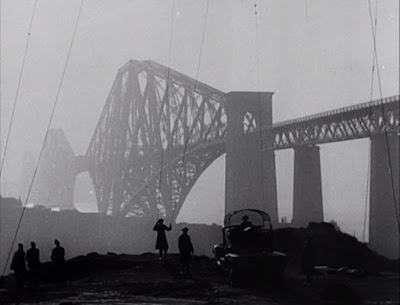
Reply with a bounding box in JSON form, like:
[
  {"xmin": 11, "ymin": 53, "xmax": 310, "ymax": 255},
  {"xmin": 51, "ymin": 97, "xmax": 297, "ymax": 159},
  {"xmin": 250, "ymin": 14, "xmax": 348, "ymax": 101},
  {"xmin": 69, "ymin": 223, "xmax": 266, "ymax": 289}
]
[
  {"xmin": 11, "ymin": 243, "xmax": 27, "ymax": 299},
  {"xmin": 51, "ymin": 239, "xmax": 65, "ymax": 282},
  {"xmin": 26, "ymin": 242, "xmax": 41, "ymax": 287},
  {"xmin": 178, "ymin": 227, "xmax": 194, "ymax": 275},
  {"xmin": 153, "ymin": 219, "xmax": 172, "ymax": 261}
]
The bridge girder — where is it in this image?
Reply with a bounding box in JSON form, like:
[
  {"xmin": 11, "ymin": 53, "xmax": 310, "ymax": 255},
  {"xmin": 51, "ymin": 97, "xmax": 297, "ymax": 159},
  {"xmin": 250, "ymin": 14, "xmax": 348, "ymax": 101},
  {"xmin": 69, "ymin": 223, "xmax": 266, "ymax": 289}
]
[
  {"xmin": 34, "ymin": 58, "xmax": 397, "ymax": 222},
  {"xmin": 86, "ymin": 60, "xmax": 227, "ymax": 220},
  {"xmin": 86, "ymin": 60, "xmax": 399, "ymax": 220},
  {"xmin": 273, "ymin": 95, "xmax": 399, "ymax": 149}
]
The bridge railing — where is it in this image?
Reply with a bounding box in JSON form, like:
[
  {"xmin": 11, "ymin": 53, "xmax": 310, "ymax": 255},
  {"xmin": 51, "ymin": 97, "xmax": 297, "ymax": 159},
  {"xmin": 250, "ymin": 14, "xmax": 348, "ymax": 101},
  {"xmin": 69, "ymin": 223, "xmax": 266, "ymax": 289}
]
[
  {"xmin": 273, "ymin": 95, "xmax": 399, "ymax": 128},
  {"xmin": 271, "ymin": 95, "xmax": 399, "ymax": 149}
]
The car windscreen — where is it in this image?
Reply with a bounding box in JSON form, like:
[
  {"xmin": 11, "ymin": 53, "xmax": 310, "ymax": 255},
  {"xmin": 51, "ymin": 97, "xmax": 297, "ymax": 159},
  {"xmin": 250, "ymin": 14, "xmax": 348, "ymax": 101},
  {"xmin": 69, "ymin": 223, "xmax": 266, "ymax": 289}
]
[{"xmin": 226, "ymin": 210, "xmax": 269, "ymax": 227}]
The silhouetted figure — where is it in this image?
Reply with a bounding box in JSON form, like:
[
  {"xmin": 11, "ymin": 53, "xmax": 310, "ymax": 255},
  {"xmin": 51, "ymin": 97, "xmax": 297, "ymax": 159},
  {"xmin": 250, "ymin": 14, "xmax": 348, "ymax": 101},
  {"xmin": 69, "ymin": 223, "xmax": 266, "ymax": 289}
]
[
  {"xmin": 51, "ymin": 239, "xmax": 65, "ymax": 282},
  {"xmin": 11, "ymin": 243, "xmax": 26, "ymax": 301},
  {"xmin": 178, "ymin": 227, "xmax": 194, "ymax": 275},
  {"xmin": 301, "ymin": 237, "xmax": 315, "ymax": 285},
  {"xmin": 153, "ymin": 219, "xmax": 172, "ymax": 260},
  {"xmin": 240, "ymin": 215, "xmax": 252, "ymax": 230},
  {"xmin": 26, "ymin": 242, "xmax": 40, "ymax": 287}
]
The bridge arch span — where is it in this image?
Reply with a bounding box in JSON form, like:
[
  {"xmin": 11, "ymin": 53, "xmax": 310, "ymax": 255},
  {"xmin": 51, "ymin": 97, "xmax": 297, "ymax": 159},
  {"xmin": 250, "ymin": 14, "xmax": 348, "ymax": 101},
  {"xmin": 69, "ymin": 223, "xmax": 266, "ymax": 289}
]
[{"xmin": 86, "ymin": 60, "xmax": 228, "ymax": 221}]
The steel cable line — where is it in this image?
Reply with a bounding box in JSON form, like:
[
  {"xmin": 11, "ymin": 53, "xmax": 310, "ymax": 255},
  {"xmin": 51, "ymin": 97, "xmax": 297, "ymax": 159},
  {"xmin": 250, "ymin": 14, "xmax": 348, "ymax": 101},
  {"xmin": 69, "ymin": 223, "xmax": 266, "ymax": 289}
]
[
  {"xmin": 0, "ymin": 0, "xmax": 2, "ymax": 272},
  {"xmin": 157, "ymin": 0, "xmax": 176, "ymax": 221},
  {"xmin": 170, "ymin": 0, "xmax": 210, "ymax": 224},
  {"xmin": 0, "ymin": 0, "xmax": 38, "ymax": 180},
  {"xmin": 363, "ymin": 144, "xmax": 371, "ymax": 242},
  {"xmin": 367, "ymin": 0, "xmax": 400, "ymax": 231},
  {"xmin": 2, "ymin": 0, "xmax": 85, "ymax": 276},
  {"xmin": 0, "ymin": 0, "xmax": 38, "ymax": 274},
  {"xmin": 254, "ymin": 1, "xmax": 266, "ymax": 208},
  {"xmin": 363, "ymin": 0, "xmax": 378, "ymax": 243}
]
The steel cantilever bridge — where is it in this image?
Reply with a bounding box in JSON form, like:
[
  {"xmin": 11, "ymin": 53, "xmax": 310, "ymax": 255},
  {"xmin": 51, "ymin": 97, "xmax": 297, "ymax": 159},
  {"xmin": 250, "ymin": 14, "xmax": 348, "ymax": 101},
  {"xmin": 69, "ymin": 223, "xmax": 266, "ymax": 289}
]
[
  {"xmin": 31, "ymin": 60, "xmax": 399, "ymax": 222},
  {"xmin": 87, "ymin": 60, "xmax": 227, "ymax": 218}
]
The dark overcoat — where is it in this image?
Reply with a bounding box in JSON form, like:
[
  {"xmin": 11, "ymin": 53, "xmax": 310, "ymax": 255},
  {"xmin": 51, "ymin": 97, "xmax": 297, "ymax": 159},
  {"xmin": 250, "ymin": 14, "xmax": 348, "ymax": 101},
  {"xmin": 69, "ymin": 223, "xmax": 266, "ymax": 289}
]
[
  {"xmin": 178, "ymin": 233, "xmax": 194, "ymax": 263},
  {"xmin": 11, "ymin": 249, "xmax": 26, "ymax": 274},
  {"xmin": 153, "ymin": 223, "xmax": 171, "ymax": 250}
]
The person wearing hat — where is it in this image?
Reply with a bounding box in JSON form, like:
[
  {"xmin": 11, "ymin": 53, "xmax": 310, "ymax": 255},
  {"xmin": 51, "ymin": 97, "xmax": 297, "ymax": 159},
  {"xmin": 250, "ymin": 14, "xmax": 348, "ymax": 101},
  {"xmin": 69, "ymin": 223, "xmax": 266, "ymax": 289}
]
[
  {"xmin": 26, "ymin": 241, "xmax": 41, "ymax": 288},
  {"xmin": 178, "ymin": 227, "xmax": 194, "ymax": 275},
  {"xmin": 11, "ymin": 243, "xmax": 26, "ymax": 292},
  {"xmin": 51, "ymin": 239, "xmax": 65, "ymax": 282},
  {"xmin": 153, "ymin": 219, "xmax": 172, "ymax": 260},
  {"xmin": 240, "ymin": 215, "xmax": 252, "ymax": 230}
]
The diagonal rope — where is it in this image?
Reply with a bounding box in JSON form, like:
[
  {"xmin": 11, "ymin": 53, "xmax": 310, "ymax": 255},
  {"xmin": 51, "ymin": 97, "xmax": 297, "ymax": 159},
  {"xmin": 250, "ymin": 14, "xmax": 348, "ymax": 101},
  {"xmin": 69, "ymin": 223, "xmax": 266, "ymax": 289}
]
[
  {"xmin": 157, "ymin": 0, "xmax": 176, "ymax": 221},
  {"xmin": 193, "ymin": 0, "xmax": 209, "ymax": 85},
  {"xmin": 170, "ymin": 0, "xmax": 210, "ymax": 224},
  {"xmin": 367, "ymin": 0, "xmax": 399, "ymax": 231},
  {"xmin": 254, "ymin": 1, "xmax": 266, "ymax": 209},
  {"xmin": 0, "ymin": 0, "xmax": 2, "ymax": 273},
  {"xmin": 0, "ymin": 0, "xmax": 37, "ymax": 274},
  {"xmin": 363, "ymin": 0, "xmax": 377, "ymax": 243},
  {"xmin": 0, "ymin": 0, "xmax": 38, "ymax": 181},
  {"xmin": 363, "ymin": 143, "xmax": 371, "ymax": 242},
  {"xmin": 2, "ymin": 0, "xmax": 85, "ymax": 276}
]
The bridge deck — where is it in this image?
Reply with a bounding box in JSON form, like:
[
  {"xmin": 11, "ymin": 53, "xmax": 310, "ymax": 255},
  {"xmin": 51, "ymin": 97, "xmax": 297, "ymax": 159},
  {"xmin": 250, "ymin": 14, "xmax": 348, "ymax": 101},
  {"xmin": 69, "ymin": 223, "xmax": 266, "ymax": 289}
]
[{"xmin": 272, "ymin": 95, "xmax": 399, "ymax": 149}]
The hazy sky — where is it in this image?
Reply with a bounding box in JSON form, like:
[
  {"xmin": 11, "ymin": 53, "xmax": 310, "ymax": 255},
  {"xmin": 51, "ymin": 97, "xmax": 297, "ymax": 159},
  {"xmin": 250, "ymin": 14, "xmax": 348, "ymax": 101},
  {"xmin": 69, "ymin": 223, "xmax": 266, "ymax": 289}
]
[{"xmin": 1, "ymin": 0, "xmax": 399, "ymax": 241}]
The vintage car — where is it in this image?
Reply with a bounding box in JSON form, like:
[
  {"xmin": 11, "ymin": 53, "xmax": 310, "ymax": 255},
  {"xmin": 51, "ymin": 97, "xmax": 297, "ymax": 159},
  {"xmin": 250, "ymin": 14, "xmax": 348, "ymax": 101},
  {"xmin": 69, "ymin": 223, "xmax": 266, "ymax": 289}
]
[{"xmin": 213, "ymin": 209, "xmax": 287, "ymax": 286}]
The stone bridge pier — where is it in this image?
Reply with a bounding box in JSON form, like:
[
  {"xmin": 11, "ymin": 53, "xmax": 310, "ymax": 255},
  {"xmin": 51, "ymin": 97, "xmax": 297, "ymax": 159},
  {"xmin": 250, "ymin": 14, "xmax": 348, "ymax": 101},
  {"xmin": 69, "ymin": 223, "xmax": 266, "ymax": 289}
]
[
  {"xmin": 224, "ymin": 92, "xmax": 278, "ymax": 224},
  {"xmin": 292, "ymin": 145, "xmax": 324, "ymax": 227},
  {"xmin": 369, "ymin": 133, "xmax": 399, "ymax": 259},
  {"xmin": 288, "ymin": 133, "xmax": 399, "ymax": 259}
]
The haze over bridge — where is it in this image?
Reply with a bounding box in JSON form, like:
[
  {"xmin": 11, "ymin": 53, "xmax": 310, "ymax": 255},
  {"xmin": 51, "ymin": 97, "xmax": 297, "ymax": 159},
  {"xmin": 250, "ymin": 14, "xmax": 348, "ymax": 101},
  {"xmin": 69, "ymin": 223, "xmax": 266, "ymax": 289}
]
[{"xmin": 28, "ymin": 60, "xmax": 399, "ymax": 257}]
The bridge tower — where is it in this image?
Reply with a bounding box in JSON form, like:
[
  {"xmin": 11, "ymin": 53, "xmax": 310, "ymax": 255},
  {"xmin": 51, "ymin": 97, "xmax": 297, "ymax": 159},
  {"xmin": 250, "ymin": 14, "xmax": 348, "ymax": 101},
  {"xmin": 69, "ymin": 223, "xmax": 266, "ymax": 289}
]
[
  {"xmin": 31, "ymin": 129, "xmax": 76, "ymax": 209},
  {"xmin": 29, "ymin": 129, "xmax": 93, "ymax": 210},
  {"xmin": 225, "ymin": 92, "xmax": 278, "ymax": 224},
  {"xmin": 292, "ymin": 145, "xmax": 324, "ymax": 227},
  {"xmin": 369, "ymin": 133, "xmax": 399, "ymax": 259}
]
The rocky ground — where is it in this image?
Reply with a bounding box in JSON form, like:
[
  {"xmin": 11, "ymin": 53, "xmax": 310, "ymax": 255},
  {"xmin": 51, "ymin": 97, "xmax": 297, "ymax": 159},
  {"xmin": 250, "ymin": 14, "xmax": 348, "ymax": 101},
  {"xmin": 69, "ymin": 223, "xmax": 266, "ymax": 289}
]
[
  {"xmin": 0, "ymin": 252, "xmax": 398, "ymax": 305},
  {"xmin": 1, "ymin": 224, "xmax": 399, "ymax": 304}
]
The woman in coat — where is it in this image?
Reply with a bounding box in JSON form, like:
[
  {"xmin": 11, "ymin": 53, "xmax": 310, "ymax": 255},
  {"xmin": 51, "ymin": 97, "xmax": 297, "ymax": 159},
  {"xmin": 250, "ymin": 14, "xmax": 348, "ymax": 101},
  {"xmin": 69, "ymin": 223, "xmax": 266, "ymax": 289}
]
[{"xmin": 153, "ymin": 219, "xmax": 172, "ymax": 260}]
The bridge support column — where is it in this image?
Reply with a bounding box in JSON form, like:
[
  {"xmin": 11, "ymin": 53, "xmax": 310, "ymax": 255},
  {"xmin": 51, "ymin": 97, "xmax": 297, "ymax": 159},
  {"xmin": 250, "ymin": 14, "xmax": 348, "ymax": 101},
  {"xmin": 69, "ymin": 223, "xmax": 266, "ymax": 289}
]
[
  {"xmin": 369, "ymin": 133, "xmax": 399, "ymax": 259},
  {"xmin": 292, "ymin": 145, "xmax": 323, "ymax": 227},
  {"xmin": 225, "ymin": 92, "xmax": 278, "ymax": 224}
]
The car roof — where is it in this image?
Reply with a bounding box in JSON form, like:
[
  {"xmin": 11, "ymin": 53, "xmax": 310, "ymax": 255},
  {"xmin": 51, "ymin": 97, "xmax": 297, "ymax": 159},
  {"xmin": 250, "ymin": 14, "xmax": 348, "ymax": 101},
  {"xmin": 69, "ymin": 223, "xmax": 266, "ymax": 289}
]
[{"xmin": 224, "ymin": 209, "xmax": 271, "ymax": 226}]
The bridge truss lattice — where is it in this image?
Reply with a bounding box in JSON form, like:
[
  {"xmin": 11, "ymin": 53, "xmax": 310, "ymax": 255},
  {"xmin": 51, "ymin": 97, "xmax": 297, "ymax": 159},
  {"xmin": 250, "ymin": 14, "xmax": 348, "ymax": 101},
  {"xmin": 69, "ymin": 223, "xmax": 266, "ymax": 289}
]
[{"xmin": 86, "ymin": 60, "xmax": 227, "ymax": 220}]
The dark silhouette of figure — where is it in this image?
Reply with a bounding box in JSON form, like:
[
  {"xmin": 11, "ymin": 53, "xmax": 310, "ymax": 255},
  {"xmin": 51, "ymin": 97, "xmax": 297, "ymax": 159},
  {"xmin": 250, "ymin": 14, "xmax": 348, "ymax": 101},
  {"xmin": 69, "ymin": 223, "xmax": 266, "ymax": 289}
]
[
  {"xmin": 11, "ymin": 243, "xmax": 26, "ymax": 302},
  {"xmin": 51, "ymin": 239, "xmax": 65, "ymax": 282},
  {"xmin": 11, "ymin": 243, "xmax": 26, "ymax": 286},
  {"xmin": 178, "ymin": 227, "xmax": 194, "ymax": 275},
  {"xmin": 153, "ymin": 219, "xmax": 172, "ymax": 260},
  {"xmin": 240, "ymin": 215, "xmax": 252, "ymax": 230},
  {"xmin": 26, "ymin": 242, "xmax": 40, "ymax": 287},
  {"xmin": 301, "ymin": 237, "xmax": 315, "ymax": 285}
]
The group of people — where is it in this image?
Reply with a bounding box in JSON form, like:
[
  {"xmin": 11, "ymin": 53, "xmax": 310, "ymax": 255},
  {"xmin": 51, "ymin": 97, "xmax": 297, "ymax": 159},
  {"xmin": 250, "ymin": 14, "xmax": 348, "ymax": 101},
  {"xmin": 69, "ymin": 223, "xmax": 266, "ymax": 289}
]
[
  {"xmin": 153, "ymin": 219, "xmax": 194, "ymax": 275},
  {"xmin": 152, "ymin": 216, "xmax": 252, "ymax": 275},
  {"xmin": 10, "ymin": 217, "xmax": 314, "ymax": 286},
  {"xmin": 10, "ymin": 239, "xmax": 66, "ymax": 289}
]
